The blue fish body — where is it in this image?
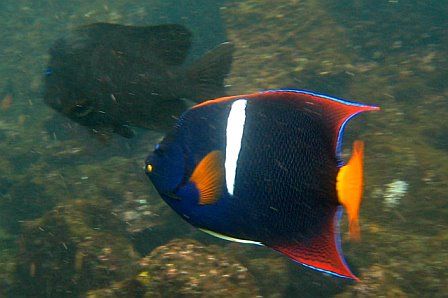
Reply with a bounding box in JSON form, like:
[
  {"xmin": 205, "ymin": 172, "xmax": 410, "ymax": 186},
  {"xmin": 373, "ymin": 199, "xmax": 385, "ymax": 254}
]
[{"xmin": 145, "ymin": 89, "xmax": 379, "ymax": 280}]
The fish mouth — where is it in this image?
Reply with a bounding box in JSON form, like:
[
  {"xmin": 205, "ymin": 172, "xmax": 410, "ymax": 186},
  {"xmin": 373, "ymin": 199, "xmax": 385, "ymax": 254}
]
[{"xmin": 146, "ymin": 170, "xmax": 182, "ymax": 201}]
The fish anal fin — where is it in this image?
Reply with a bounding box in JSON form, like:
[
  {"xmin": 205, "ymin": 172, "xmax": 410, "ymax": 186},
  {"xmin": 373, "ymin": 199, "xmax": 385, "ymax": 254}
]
[
  {"xmin": 190, "ymin": 150, "xmax": 224, "ymax": 205},
  {"xmin": 270, "ymin": 208, "xmax": 358, "ymax": 281},
  {"xmin": 337, "ymin": 141, "xmax": 364, "ymax": 241}
]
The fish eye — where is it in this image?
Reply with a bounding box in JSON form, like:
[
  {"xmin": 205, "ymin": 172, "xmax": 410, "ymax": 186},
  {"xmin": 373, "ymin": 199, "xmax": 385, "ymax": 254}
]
[{"xmin": 146, "ymin": 164, "xmax": 153, "ymax": 173}]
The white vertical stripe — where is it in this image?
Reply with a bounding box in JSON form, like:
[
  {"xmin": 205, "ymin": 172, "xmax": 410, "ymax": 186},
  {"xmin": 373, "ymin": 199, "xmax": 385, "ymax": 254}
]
[{"xmin": 225, "ymin": 99, "xmax": 247, "ymax": 195}]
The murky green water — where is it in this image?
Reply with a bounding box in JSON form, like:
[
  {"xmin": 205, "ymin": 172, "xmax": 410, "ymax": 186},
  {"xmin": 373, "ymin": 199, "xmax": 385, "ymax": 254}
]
[{"xmin": 1, "ymin": 0, "xmax": 447, "ymax": 297}]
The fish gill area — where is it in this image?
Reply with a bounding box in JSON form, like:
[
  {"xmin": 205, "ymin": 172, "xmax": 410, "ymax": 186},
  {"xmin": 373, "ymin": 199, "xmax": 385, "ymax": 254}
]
[{"xmin": 0, "ymin": 0, "xmax": 447, "ymax": 297}]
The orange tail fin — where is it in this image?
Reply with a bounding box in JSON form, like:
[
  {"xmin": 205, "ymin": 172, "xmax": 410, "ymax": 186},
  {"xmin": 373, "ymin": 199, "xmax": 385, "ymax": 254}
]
[{"xmin": 336, "ymin": 141, "xmax": 364, "ymax": 241}]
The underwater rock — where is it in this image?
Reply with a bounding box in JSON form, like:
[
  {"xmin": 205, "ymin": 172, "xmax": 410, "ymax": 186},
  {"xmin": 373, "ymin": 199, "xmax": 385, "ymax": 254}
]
[
  {"xmin": 423, "ymin": 122, "xmax": 448, "ymax": 153},
  {"xmin": 244, "ymin": 256, "xmax": 290, "ymax": 297},
  {"xmin": 138, "ymin": 239, "xmax": 260, "ymax": 297},
  {"xmin": 382, "ymin": 179, "xmax": 409, "ymax": 210},
  {"xmin": 73, "ymin": 234, "xmax": 139, "ymax": 291},
  {"xmin": 141, "ymin": 0, "xmax": 228, "ymax": 61},
  {"xmin": 219, "ymin": 243, "xmax": 291, "ymax": 297},
  {"xmin": 222, "ymin": 0, "xmax": 356, "ymax": 94},
  {"xmin": 334, "ymin": 227, "xmax": 448, "ymax": 297},
  {"xmin": 335, "ymin": 264, "xmax": 406, "ymax": 297},
  {"xmin": 15, "ymin": 200, "xmax": 138, "ymax": 297},
  {"xmin": 86, "ymin": 239, "xmax": 262, "ymax": 297},
  {"xmin": 0, "ymin": 232, "xmax": 16, "ymax": 297},
  {"xmin": 0, "ymin": 171, "xmax": 57, "ymax": 233},
  {"xmin": 113, "ymin": 190, "xmax": 163, "ymax": 234},
  {"xmin": 86, "ymin": 279, "xmax": 146, "ymax": 298},
  {"xmin": 113, "ymin": 186, "xmax": 194, "ymax": 256}
]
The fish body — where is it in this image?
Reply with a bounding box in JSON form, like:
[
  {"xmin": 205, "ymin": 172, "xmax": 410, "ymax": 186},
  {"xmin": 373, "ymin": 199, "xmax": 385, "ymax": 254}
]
[
  {"xmin": 44, "ymin": 23, "xmax": 234, "ymax": 138},
  {"xmin": 145, "ymin": 89, "xmax": 379, "ymax": 280}
]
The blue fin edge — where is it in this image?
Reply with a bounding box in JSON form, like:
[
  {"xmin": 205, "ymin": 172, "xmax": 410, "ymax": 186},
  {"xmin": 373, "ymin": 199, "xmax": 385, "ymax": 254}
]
[
  {"xmin": 293, "ymin": 206, "xmax": 354, "ymax": 280},
  {"xmin": 261, "ymin": 88, "xmax": 373, "ymax": 108},
  {"xmin": 336, "ymin": 112, "xmax": 364, "ymax": 167},
  {"xmin": 334, "ymin": 205, "xmax": 353, "ymax": 277}
]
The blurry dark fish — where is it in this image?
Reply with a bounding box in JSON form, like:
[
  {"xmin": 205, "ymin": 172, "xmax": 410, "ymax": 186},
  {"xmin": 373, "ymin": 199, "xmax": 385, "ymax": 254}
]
[
  {"xmin": 44, "ymin": 23, "xmax": 234, "ymax": 138},
  {"xmin": 145, "ymin": 89, "xmax": 380, "ymax": 280}
]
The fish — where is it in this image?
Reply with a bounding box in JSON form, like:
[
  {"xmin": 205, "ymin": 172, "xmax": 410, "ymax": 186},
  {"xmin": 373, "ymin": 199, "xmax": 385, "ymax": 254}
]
[
  {"xmin": 43, "ymin": 23, "xmax": 234, "ymax": 138},
  {"xmin": 145, "ymin": 89, "xmax": 380, "ymax": 280}
]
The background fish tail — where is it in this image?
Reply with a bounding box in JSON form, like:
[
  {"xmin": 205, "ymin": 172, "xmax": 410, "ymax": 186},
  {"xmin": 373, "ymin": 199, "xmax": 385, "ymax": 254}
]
[{"xmin": 186, "ymin": 42, "xmax": 234, "ymax": 102}]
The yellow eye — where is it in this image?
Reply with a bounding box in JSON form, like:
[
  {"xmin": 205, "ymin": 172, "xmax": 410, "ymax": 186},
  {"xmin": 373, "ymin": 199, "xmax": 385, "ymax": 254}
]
[{"xmin": 146, "ymin": 164, "xmax": 153, "ymax": 173}]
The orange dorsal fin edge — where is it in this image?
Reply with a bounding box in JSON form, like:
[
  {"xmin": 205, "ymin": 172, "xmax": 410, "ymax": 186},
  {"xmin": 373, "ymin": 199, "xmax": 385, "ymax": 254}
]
[
  {"xmin": 190, "ymin": 150, "xmax": 224, "ymax": 205},
  {"xmin": 337, "ymin": 140, "xmax": 364, "ymax": 241}
]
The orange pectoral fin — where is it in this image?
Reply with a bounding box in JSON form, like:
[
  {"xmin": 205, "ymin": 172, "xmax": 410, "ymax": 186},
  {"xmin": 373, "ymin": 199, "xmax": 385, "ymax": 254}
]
[
  {"xmin": 190, "ymin": 150, "xmax": 224, "ymax": 205},
  {"xmin": 337, "ymin": 140, "xmax": 364, "ymax": 241}
]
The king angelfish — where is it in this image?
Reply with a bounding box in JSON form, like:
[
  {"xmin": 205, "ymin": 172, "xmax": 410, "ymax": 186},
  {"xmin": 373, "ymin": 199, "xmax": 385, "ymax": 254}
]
[{"xmin": 145, "ymin": 89, "xmax": 379, "ymax": 280}]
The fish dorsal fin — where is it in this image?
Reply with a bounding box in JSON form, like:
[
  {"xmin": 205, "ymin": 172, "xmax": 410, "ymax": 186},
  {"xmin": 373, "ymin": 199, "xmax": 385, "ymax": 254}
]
[
  {"xmin": 191, "ymin": 90, "xmax": 379, "ymax": 155},
  {"xmin": 270, "ymin": 207, "xmax": 359, "ymax": 281},
  {"xmin": 337, "ymin": 141, "xmax": 364, "ymax": 240},
  {"xmin": 145, "ymin": 24, "xmax": 192, "ymax": 65},
  {"xmin": 78, "ymin": 23, "xmax": 192, "ymax": 65},
  {"xmin": 190, "ymin": 150, "xmax": 224, "ymax": 205},
  {"xmin": 259, "ymin": 90, "xmax": 380, "ymax": 158}
]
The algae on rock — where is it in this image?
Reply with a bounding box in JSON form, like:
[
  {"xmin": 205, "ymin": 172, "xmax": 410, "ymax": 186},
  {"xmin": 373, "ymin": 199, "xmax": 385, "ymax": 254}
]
[{"xmin": 15, "ymin": 200, "xmax": 138, "ymax": 297}]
